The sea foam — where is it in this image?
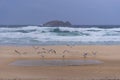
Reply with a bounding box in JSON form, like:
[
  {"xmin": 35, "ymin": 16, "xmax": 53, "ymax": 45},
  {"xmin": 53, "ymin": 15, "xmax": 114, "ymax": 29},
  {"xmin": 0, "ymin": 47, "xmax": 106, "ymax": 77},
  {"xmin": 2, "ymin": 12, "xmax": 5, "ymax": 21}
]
[{"xmin": 0, "ymin": 26, "xmax": 120, "ymax": 45}]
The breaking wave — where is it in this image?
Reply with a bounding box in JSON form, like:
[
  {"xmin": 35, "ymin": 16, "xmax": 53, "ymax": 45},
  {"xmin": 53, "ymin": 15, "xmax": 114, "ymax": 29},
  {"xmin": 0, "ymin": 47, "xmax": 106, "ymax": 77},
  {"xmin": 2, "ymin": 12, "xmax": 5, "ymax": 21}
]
[{"xmin": 0, "ymin": 26, "xmax": 120, "ymax": 45}]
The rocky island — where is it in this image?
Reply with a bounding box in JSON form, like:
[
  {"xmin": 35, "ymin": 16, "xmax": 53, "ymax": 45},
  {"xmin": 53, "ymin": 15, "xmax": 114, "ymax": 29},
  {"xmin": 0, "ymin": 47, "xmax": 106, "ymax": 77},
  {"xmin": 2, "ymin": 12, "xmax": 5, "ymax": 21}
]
[{"xmin": 43, "ymin": 20, "xmax": 72, "ymax": 27}]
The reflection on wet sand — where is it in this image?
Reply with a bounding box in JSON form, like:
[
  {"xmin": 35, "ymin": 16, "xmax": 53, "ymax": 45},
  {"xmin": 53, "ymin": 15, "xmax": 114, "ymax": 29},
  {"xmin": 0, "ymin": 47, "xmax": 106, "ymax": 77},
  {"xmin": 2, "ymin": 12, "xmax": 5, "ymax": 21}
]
[{"xmin": 10, "ymin": 60, "xmax": 103, "ymax": 66}]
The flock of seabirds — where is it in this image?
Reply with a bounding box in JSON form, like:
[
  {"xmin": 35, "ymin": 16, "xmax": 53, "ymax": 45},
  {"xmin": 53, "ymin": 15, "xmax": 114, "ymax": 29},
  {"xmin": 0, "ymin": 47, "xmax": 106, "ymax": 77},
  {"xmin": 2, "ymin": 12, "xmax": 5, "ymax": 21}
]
[{"xmin": 14, "ymin": 45, "xmax": 97, "ymax": 60}]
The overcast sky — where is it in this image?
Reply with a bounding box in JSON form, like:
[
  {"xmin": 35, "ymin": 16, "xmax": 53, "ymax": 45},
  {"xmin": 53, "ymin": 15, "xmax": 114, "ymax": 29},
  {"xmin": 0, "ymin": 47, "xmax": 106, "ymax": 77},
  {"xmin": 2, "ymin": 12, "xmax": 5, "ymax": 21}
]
[{"xmin": 0, "ymin": 0, "xmax": 120, "ymax": 25}]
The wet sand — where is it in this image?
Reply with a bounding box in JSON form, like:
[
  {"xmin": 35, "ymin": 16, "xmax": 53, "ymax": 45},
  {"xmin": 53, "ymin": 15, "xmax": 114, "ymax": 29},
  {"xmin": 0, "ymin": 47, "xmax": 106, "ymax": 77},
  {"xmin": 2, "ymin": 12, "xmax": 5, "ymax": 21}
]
[
  {"xmin": 10, "ymin": 60, "xmax": 103, "ymax": 66},
  {"xmin": 0, "ymin": 45, "xmax": 120, "ymax": 80}
]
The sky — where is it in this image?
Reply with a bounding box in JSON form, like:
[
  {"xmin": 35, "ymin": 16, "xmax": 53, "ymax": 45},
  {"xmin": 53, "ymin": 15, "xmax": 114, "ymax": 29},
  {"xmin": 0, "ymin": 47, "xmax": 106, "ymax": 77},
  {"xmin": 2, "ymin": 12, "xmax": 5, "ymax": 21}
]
[{"xmin": 0, "ymin": 0, "xmax": 120, "ymax": 25}]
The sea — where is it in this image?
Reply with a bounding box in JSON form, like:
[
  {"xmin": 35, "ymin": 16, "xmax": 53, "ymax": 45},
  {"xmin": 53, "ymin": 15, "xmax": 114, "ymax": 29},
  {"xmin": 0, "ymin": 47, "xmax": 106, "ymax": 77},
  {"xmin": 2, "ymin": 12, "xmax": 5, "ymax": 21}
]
[{"xmin": 0, "ymin": 25, "xmax": 120, "ymax": 45}]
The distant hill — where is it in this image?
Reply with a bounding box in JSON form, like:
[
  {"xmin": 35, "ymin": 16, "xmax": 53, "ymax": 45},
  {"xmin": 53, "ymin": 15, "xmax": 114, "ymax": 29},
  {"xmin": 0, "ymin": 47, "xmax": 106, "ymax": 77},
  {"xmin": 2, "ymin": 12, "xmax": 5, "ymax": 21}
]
[{"xmin": 43, "ymin": 20, "xmax": 72, "ymax": 27}]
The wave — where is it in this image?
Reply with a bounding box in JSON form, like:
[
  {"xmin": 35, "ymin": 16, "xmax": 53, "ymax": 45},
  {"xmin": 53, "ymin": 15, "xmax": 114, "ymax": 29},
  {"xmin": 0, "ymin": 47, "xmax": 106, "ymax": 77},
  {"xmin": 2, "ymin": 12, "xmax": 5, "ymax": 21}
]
[{"xmin": 0, "ymin": 26, "xmax": 120, "ymax": 45}]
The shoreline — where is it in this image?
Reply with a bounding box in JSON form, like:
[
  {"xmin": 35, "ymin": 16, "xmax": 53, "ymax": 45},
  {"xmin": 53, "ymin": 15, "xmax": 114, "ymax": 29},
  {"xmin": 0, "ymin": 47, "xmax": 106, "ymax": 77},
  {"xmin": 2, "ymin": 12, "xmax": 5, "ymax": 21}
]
[{"xmin": 0, "ymin": 44, "xmax": 120, "ymax": 46}]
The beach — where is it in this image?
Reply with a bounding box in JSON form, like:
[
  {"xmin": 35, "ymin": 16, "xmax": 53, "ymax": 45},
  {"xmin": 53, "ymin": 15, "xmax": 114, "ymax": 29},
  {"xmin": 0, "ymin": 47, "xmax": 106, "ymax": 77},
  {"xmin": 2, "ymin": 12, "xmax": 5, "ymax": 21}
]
[
  {"xmin": 1, "ymin": 0, "xmax": 120, "ymax": 80},
  {"xmin": 0, "ymin": 45, "xmax": 120, "ymax": 80}
]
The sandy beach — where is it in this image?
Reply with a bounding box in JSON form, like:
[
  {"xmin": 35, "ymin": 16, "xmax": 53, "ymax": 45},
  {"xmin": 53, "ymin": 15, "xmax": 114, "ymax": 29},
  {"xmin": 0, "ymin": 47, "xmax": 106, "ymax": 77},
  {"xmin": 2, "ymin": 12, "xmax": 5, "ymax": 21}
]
[{"xmin": 0, "ymin": 45, "xmax": 120, "ymax": 80}]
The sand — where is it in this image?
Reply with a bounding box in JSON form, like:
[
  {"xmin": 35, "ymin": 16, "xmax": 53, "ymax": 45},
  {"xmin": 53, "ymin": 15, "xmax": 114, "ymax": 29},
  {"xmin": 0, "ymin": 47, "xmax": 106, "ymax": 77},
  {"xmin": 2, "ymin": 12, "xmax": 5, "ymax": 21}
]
[{"xmin": 0, "ymin": 45, "xmax": 120, "ymax": 80}]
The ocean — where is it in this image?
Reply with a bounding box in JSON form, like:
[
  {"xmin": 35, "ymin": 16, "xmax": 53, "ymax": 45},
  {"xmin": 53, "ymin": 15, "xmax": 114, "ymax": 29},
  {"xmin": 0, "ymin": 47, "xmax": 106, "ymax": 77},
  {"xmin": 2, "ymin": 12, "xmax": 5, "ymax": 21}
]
[{"xmin": 0, "ymin": 25, "xmax": 120, "ymax": 45}]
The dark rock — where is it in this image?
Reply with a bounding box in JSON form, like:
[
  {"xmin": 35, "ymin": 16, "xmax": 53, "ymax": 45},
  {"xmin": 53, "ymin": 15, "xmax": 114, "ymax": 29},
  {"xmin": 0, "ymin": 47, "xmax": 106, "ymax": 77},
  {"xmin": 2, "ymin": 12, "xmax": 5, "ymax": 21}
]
[{"xmin": 43, "ymin": 20, "xmax": 72, "ymax": 27}]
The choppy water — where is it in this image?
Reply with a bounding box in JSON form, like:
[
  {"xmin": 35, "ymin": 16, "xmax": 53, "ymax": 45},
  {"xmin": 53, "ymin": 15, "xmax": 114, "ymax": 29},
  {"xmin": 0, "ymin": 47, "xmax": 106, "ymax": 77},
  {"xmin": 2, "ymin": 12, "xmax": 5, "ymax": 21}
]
[{"xmin": 0, "ymin": 25, "xmax": 120, "ymax": 45}]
